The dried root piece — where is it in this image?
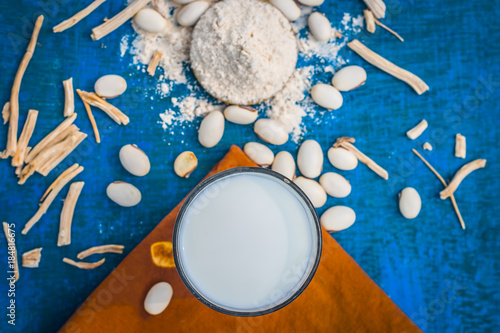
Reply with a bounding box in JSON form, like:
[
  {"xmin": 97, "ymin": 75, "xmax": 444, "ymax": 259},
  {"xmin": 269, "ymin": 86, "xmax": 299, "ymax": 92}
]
[
  {"xmin": 440, "ymin": 159, "xmax": 486, "ymax": 200},
  {"xmin": 2, "ymin": 222, "xmax": 19, "ymax": 281},
  {"xmin": 91, "ymin": 0, "xmax": 151, "ymax": 41},
  {"xmin": 2, "ymin": 102, "xmax": 10, "ymax": 125},
  {"xmin": 63, "ymin": 257, "xmax": 105, "ymax": 269},
  {"xmin": 40, "ymin": 163, "xmax": 80, "ymax": 201},
  {"xmin": 423, "ymin": 142, "xmax": 433, "ymax": 151},
  {"xmin": 364, "ymin": 10, "xmax": 376, "ymax": 33},
  {"xmin": 77, "ymin": 244, "xmax": 124, "ymax": 260},
  {"xmin": 406, "ymin": 119, "xmax": 428, "ymax": 140},
  {"xmin": 25, "ymin": 113, "xmax": 77, "ymax": 164},
  {"xmin": 147, "ymin": 51, "xmax": 163, "ymax": 76},
  {"xmin": 58, "ymin": 182, "xmax": 85, "ymax": 246},
  {"xmin": 333, "ymin": 137, "xmax": 389, "ymax": 180},
  {"xmin": 5, "ymin": 15, "xmax": 44, "ymax": 157},
  {"xmin": 412, "ymin": 149, "xmax": 465, "ymax": 229},
  {"xmin": 22, "ymin": 164, "xmax": 84, "ymax": 235},
  {"xmin": 76, "ymin": 89, "xmax": 101, "ymax": 143},
  {"xmin": 455, "ymin": 134, "xmax": 466, "ymax": 159},
  {"xmin": 63, "ymin": 78, "xmax": 75, "ymax": 117},
  {"xmin": 373, "ymin": 16, "xmax": 404, "ymax": 42},
  {"xmin": 22, "ymin": 247, "xmax": 42, "ymax": 268},
  {"xmin": 363, "ymin": 0, "xmax": 386, "ymax": 19},
  {"xmin": 347, "ymin": 39, "xmax": 429, "ymax": 95},
  {"xmin": 77, "ymin": 89, "xmax": 129, "ymax": 125},
  {"xmin": 150, "ymin": 241, "xmax": 175, "ymax": 268},
  {"xmin": 12, "ymin": 109, "xmax": 38, "ymax": 167},
  {"xmin": 37, "ymin": 131, "xmax": 87, "ymax": 176},
  {"xmin": 53, "ymin": 0, "xmax": 107, "ymax": 33}
]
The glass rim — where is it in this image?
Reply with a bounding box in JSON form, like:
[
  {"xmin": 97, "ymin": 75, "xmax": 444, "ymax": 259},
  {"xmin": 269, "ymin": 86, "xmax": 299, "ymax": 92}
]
[{"xmin": 172, "ymin": 167, "xmax": 323, "ymax": 317}]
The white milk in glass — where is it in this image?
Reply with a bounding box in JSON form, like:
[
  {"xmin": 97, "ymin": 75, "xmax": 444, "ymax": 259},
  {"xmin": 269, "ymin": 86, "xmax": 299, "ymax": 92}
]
[{"xmin": 177, "ymin": 171, "xmax": 319, "ymax": 312}]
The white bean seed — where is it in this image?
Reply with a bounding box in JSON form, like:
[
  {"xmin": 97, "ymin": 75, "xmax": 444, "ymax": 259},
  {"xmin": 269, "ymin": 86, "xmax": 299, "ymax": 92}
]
[
  {"xmin": 272, "ymin": 151, "xmax": 296, "ymax": 180},
  {"xmin": 254, "ymin": 119, "xmax": 288, "ymax": 145},
  {"xmin": 244, "ymin": 142, "xmax": 275, "ymax": 167},
  {"xmin": 269, "ymin": 0, "xmax": 301, "ymax": 21},
  {"xmin": 174, "ymin": 151, "xmax": 198, "ymax": 178},
  {"xmin": 198, "ymin": 111, "xmax": 224, "ymax": 148},
  {"xmin": 399, "ymin": 187, "xmax": 421, "ymax": 219},
  {"xmin": 106, "ymin": 181, "xmax": 142, "ymax": 207},
  {"xmin": 297, "ymin": 139, "xmax": 323, "ymax": 178},
  {"xmin": 133, "ymin": 8, "xmax": 167, "ymax": 33},
  {"xmin": 308, "ymin": 12, "xmax": 331, "ymax": 42},
  {"xmin": 119, "ymin": 144, "xmax": 151, "ymax": 177},
  {"xmin": 319, "ymin": 172, "xmax": 351, "ymax": 198},
  {"xmin": 223, "ymin": 105, "xmax": 258, "ymax": 125},
  {"xmin": 177, "ymin": 1, "xmax": 210, "ymax": 27},
  {"xmin": 293, "ymin": 177, "xmax": 327, "ymax": 208},
  {"xmin": 327, "ymin": 147, "xmax": 358, "ymax": 170},
  {"xmin": 94, "ymin": 74, "xmax": 127, "ymax": 99},
  {"xmin": 144, "ymin": 282, "xmax": 173, "ymax": 315},
  {"xmin": 331, "ymin": 65, "xmax": 367, "ymax": 91},
  {"xmin": 320, "ymin": 206, "xmax": 356, "ymax": 232},
  {"xmin": 311, "ymin": 84, "xmax": 343, "ymax": 110}
]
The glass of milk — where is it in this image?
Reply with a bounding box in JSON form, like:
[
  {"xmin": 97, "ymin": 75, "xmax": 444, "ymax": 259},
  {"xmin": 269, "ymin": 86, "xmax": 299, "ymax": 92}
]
[{"xmin": 173, "ymin": 167, "xmax": 322, "ymax": 316}]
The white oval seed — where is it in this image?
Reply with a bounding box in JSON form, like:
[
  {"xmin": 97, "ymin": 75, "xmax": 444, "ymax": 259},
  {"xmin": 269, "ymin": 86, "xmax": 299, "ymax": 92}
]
[
  {"xmin": 331, "ymin": 65, "xmax": 367, "ymax": 92},
  {"xmin": 297, "ymin": 139, "xmax": 323, "ymax": 178},
  {"xmin": 144, "ymin": 282, "xmax": 173, "ymax": 315},
  {"xmin": 254, "ymin": 119, "xmax": 288, "ymax": 145},
  {"xmin": 223, "ymin": 105, "xmax": 258, "ymax": 125},
  {"xmin": 399, "ymin": 187, "xmax": 421, "ymax": 219},
  {"xmin": 297, "ymin": 0, "xmax": 325, "ymax": 6},
  {"xmin": 106, "ymin": 181, "xmax": 142, "ymax": 207},
  {"xmin": 293, "ymin": 177, "xmax": 327, "ymax": 208},
  {"xmin": 133, "ymin": 8, "xmax": 167, "ymax": 33},
  {"xmin": 319, "ymin": 172, "xmax": 351, "ymax": 198},
  {"xmin": 272, "ymin": 151, "xmax": 296, "ymax": 180},
  {"xmin": 174, "ymin": 151, "xmax": 198, "ymax": 178},
  {"xmin": 244, "ymin": 142, "xmax": 274, "ymax": 167},
  {"xmin": 311, "ymin": 84, "xmax": 343, "ymax": 110},
  {"xmin": 308, "ymin": 12, "xmax": 331, "ymax": 42},
  {"xmin": 177, "ymin": 1, "xmax": 210, "ymax": 27},
  {"xmin": 268, "ymin": 0, "xmax": 301, "ymax": 21},
  {"xmin": 320, "ymin": 206, "xmax": 356, "ymax": 232},
  {"xmin": 198, "ymin": 111, "xmax": 224, "ymax": 148},
  {"xmin": 174, "ymin": 0, "xmax": 195, "ymax": 4},
  {"xmin": 94, "ymin": 74, "xmax": 127, "ymax": 99},
  {"xmin": 119, "ymin": 144, "xmax": 151, "ymax": 176},
  {"xmin": 327, "ymin": 147, "xmax": 358, "ymax": 170}
]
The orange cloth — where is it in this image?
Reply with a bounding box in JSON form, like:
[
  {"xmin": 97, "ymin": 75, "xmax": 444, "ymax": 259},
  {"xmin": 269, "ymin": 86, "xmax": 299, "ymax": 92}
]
[{"xmin": 59, "ymin": 145, "xmax": 421, "ymax": 333}]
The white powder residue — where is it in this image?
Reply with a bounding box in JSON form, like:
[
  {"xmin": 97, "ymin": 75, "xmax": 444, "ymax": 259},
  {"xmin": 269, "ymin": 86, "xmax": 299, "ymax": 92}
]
[
  {"xmin": 266, "ymin": 67, "xmax": 313, "ymax": 142},
  {"xmin": 172, "ymin": 97, "xmax": 224, "ymax": 122}
]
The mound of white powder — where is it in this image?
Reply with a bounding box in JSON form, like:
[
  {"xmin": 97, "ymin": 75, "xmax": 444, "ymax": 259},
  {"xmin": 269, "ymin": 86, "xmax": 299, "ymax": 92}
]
[{"xmin": 190, "ymin": 0, "xmax": 298, "ymax": 105}]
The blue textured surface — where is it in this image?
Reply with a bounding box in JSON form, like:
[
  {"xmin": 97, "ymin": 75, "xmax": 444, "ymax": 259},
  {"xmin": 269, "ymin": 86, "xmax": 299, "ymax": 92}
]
[{"xmin": 0, "ymin": 0, "xmax": 499, "ymax": 332}]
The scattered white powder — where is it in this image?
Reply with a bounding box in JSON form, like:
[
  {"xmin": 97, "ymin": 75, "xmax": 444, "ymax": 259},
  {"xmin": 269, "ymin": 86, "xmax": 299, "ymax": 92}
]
[{"xmin": 123, "ymin": 0, "xmax": 362, "ymax": 142}]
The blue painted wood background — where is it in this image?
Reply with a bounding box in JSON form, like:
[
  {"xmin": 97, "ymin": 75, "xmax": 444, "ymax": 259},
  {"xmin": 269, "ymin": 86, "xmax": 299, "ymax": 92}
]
[{"xmin": 0, "ymin": 0, "xmax": 499, "ymax": 332}]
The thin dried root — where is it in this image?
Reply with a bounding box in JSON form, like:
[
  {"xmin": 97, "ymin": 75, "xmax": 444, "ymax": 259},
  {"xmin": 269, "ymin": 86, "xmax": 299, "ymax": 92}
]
[
  {"xmin": 373, "ymin": 17, "xmax": 404, "ymax": 42},
  {"xmin": 40, "ymin": 163, "xmax": 80, "ymax": 201},
  {"xmin": 147, "ymin": 51, "xmax": 163, "ymax": 76},
  {"xmin": 58, "ymin": 182, "xmax": 85, "ymax": 246},
  {"xmin": 406, "ymin": 119, "xmax": 428, "ymax": 140},
  {"xmin": 77, "ymin": 89, "xmax": 129, "ymax": 125},
  {"xmin": 363, "ymin": 0, "xmax": 386, "ymax": 19},
  {"xmin": 412, "ymin": 149, "xmax": 465, "ymax": 229},
  {"xmin": 364, "ymin": 10, "xmax": 376, "ymax": 33},
  {"xmin": 91, "ymin": 0, "xmax": 151, "ymax": 41},
  {"xmin": 440, "ymin": 159, "xmax": 486, "ymax": 200},
  {"xmin": 334, "ymin": 31, "xmax": 344, "ymax": 39},
  {"xmin": 53, "ymin": 0, "xmax": 107, "ymax": 33},
  {"xmin": 12, "ymin": 109, "xmax": 38, "ymax": 167},
  {"xmin": 63, "ymin": 78, "xmax": 75, "ymax": 117},
  {"xmin": 22, "ymin": 247, "xmax": 42, "ymax": 268},
  {"xmin": 5, "ymin": 15, "xmax": 44, "ymax": 157},
  {"xmin": 76, "ymin": 89, "xmax": 101, "ymax": 143},
  {"xmin": 77, "ymin": 244, "xmax": 124, "ymax": 260},
  {"xmin": 37, "ymin": 131, "xmax": 87, "ymax": 176},
  {"xmin": 347, "ymin": 39, "xmax": 429, "ymax": 95},
  {"xmin": 333, "ymin": 137, "xmax": 389, "ymax": 180},
  {"xmin": 455, "ymin": 134, "xmax": 466, "ymax": 159},
  {"xmin": 22, "ymin": 164, "xmax": 84, "ymax": 235},
  {"xmin": 25, "ymin": 113, "xmax": 77, "ymax": 164},
  {"xmin": 2, "ymin": 222, "xmax": 19, "ymax": 281},
  {"xmin": 63, "ymin": 257, "xmax": 105, "ymax": 269},
  {"xmin": 2, "ymin": 102, "xmax": 10, "ymax": 125}
]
